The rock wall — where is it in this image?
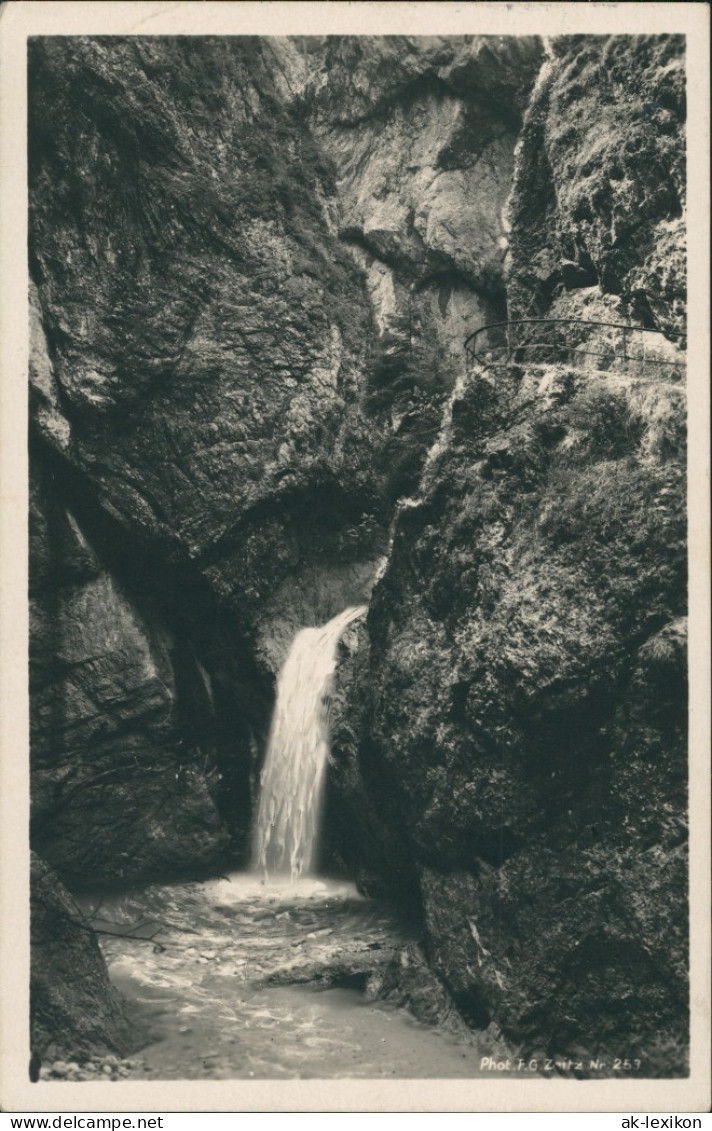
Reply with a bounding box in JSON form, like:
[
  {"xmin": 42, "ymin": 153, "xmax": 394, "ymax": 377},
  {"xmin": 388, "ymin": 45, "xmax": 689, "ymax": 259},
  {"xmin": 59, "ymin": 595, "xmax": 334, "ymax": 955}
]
[
  {"xmin": 345, "ymin": 356, "xmax": 687, "ymax": 1065},
  {"xmin": 31, "ymin": 854, "xmax": 136, "ymax": 1060},
  {"xmin": 30, "ymin": 33, "xmax": 688, "ymax": 1067},
  {"xmin": 30, "ymin": 451, "xmax": 229, "ymax": 886},
  {"xmin": 506, "ymin": 35, "xmax": 685, "ymax": 332},
  {"xmin": 29, "ymin": 38, "xmax": 383, "ymax": 613},
  {"xmin": 28, "ymin": 36, "xmax": 387, "ymax": 885},
  {"xmin": 305, "ymin": 36, "xmax": 542, "ymax": 499},
  {"xmin": 29, "ymin": 34, "xmax": 543, "ymax": 887},
  {"xmin": 332, "ymin": 34, "xmax": 688, "ymax": 1070}
]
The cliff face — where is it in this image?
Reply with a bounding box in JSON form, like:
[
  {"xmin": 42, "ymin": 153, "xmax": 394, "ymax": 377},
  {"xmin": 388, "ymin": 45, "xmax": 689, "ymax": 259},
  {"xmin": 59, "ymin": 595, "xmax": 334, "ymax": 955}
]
[
  {"xmin": 331, "ymin": 34, "xmax": 687, "ymax": 1069},
  {"xmin": 343, "ymin": 356, "xmax": 686, "ymax": 1062},
  {"xmin": 29, "ymin": 34, "xmax": 542, "ymax": 885},
  {"xmin": 506, "ymin": 35, "xmax": 685, "ymax": 332},
  {"xmin": 305, "ymin": 36, "xmax": 542, "ymax": 500},
  {"xmin": 307, "ymin": 37, "xmax": 542, "ymax": 352},
  {"xmin": 30, "ymin": 446, "xmax": 228, "ymax": 885},
  {"xmin": 29, "ymin": 37, "xmax": 386, "ymax": 880},
  {"xmin": 30, "ymin": 34, "xmax": 687, "ymax": 1067},
  {"xmin": 31, "ymin": 854, "xmax": 136, "ymax": 1060},
  {"xmin": 29, "ymin": 38, "xmax": 383, "ymax": 609}
]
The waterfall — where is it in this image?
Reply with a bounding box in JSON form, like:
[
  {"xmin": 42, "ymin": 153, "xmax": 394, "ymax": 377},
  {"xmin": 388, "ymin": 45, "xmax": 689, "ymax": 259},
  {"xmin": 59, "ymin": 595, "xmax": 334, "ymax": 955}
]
[{"xmin": 252, "ymin": 605, "xmax": 367, "ymax": 881}]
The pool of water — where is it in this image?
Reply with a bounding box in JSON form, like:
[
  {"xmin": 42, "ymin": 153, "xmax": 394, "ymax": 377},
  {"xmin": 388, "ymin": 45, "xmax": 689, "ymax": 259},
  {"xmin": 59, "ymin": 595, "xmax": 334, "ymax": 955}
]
[{"xmin": 78, "ymin": 872, "xmax": 489, "ymax": 1080}]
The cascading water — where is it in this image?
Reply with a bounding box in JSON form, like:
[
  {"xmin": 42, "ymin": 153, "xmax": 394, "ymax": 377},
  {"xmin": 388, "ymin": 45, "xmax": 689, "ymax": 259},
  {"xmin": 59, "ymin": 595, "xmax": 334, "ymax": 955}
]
[{"xmin": 252, "ymin": 605, "xmax": 367, "ymax": 881}]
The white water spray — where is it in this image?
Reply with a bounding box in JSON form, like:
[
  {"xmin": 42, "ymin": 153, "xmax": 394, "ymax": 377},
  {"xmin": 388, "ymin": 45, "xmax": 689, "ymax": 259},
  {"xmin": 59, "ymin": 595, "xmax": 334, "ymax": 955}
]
[{"xmin": 252, "ymin": 605, "xmax": 367, "ymax": 881}]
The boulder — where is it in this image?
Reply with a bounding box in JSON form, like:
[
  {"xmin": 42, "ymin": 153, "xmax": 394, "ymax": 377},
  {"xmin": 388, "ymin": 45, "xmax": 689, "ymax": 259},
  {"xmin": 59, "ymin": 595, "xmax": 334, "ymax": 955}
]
[
  {"xmin": 343, "ymin": 353, "xmax": 687, "ymax": 1069},
  {"xmin": 30, "ymin": 854, "xmax": 136, "ymax": 1061}
]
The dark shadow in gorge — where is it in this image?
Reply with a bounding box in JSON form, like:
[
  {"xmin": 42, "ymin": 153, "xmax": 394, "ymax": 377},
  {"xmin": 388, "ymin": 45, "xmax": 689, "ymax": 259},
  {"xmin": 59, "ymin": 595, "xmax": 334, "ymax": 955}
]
[{"xmin": 29, "ymin": 430, "xmax": 273, "ymax": 877}]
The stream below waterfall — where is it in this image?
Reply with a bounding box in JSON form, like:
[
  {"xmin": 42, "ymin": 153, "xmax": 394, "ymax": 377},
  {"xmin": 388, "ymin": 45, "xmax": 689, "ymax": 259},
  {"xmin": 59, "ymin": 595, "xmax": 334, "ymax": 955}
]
[
  {"xmin": 61, "ymin": 609, "xmax": 496, "ymax": 1081},
  {"xmin": 74, "ymin": 873, "xmax": 491, "ymax": 1080}
]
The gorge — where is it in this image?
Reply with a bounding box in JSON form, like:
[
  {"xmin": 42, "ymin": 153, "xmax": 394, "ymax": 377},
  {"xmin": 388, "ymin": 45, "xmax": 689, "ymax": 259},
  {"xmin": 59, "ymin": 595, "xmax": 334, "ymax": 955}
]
[{"xmin": 28, "ymin": 33, "xmax": 688, "ymax": 1080}]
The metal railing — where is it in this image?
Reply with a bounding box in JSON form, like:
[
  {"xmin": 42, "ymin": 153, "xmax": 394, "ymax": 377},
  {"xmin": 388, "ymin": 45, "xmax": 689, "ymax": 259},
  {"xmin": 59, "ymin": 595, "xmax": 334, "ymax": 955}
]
[{"xmin": 464, "ymin": 319, "xmax": 686, "ymax": 373}]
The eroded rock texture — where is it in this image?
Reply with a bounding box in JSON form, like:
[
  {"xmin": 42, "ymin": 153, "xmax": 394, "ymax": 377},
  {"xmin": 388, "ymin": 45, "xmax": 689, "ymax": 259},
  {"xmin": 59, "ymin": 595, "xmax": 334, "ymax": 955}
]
[
  {"xmin": 29, "ymin": 38, "xmax": 381, "ymax": 606},
  {"xmin": 30, "ymin": 854, "xmax": 136, "ymax": 1060},
  {"xmin": 306, "ymin": 36, "xmax": 543, "ymax": 499},
  {"xmin": 28, "ymin": 37, "xmax": 386, "ymax": 884},
  {"xmin": 345, "ymin": 360, "xmax": 687, "ymax": 1065},
  {"xmin": 29, "ymin": 34, "xmax": 543, "ymax": 887},
  {"xmin": 507, "ymin": 35, "xmax": 686, "ymax": 333},
  {"xmin": 30, "ymin": 33, "xmax": 687, "ymax": 1068},
  {"xmin": 30, "ymin": 455, "xmax": 229, "ymax": 886},
  {"xmin": 331, "ymin": 34, "xmax": 688, "ymax": 1071}
]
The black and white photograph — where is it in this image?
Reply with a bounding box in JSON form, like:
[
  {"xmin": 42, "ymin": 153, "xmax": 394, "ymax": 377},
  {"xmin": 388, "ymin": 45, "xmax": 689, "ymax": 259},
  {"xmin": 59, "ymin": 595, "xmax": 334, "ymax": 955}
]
[{"xmin": 0, "ymin": 0, "xmax": 709, "ymax": 1116}]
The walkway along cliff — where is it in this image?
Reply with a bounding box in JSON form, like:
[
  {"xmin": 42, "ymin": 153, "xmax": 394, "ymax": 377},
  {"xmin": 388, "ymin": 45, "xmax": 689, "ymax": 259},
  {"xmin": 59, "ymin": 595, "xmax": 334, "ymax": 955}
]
[{"xmin": 29, "ymin": 34, "xmax": 688, "ymax": 1072}]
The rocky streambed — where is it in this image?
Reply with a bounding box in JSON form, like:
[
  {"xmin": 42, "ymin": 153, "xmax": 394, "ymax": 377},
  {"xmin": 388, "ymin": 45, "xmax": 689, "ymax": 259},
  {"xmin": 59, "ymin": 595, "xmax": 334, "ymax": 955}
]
[{"xmin": 48, "ymin": 874, "xmax": 504, "ymax": 1081}]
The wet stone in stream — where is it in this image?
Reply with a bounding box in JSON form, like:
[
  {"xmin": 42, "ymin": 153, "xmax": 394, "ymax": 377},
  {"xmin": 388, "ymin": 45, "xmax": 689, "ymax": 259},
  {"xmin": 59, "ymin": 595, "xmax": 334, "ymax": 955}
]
[{"xmin": 77, "ymin": 873, "xmax": 494, "ymax": 1079}]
